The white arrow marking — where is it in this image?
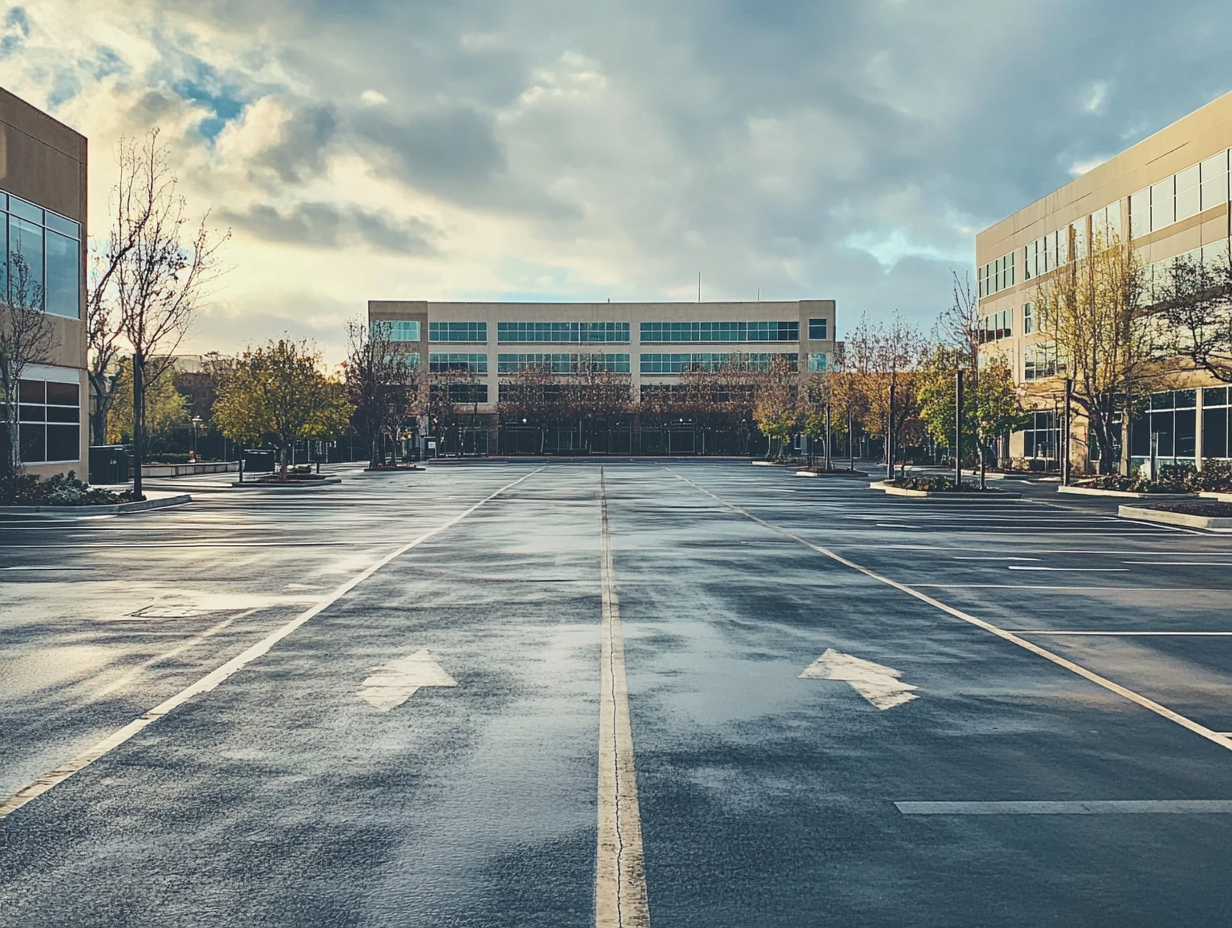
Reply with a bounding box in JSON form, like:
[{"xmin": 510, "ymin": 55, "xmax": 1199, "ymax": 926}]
[
  {"xmin": 357, "ymin": 649, "xmax": 457, "ymax": 711},
  {"xmin": 799, "ymin": 649, "xmax": 918, "ymax": 710}
]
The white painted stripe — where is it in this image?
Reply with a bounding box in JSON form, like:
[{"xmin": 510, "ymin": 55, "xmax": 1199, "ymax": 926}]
[
  {"xmin": 669, "ymin": 471, "xmax": 1232, "ymax": 756},
  {"xmin": 0, "ymin": 469, "xmax": 543, "ymax": 821},
  {"xmin": 1007, "ymin": 566, "xmax": 1129, "ymax": 572},
  {"xmin": 1010, "ymin": 631, "xmax": 1232, "ymax": 636},
  {"xmin": 596, "ymin": 468, "xmax": 651, "ymax": 928},
  {"xmin": 896, "ymin": 800, "xmax": 1232, "ymax": 815},
  {"xmin": 953, "ymin": 556, "xmax": 1040, "ymax": 561},
  {"xmin": 1123, "ymin": 561, "xmax": 1232, "ymax": 566}
]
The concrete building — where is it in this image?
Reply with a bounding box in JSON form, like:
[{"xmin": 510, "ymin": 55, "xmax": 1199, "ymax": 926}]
[
  {"xmin": 0, "ymin": 87, "xmax": 87, "ymax": 479},
  {"xmin": 976, "ymin": 90, "xmax": 1232, "ymax": 471},
  {"xmin": 368, "ymin": 299, "xmax": 837, "ymax": 455}
]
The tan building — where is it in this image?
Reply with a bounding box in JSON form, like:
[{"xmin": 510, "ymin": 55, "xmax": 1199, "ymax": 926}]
[
  {"xmin": 976, "ymin": 91, "xmax": 1232, "ymax": 470},
  {"xmin": 368, "ymin": 299, "xmax": 836, "ymax": 455},
  {"xmin": 0, "ymin": 87, "xmax": 87, "ymax": 479}
]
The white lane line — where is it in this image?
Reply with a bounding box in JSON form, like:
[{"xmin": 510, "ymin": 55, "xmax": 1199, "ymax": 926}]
[
  {"xmin": 1123, "ymin": 561, "xmax": 1232, "ymax": 567},
  {"xmin": 953, "ymin": 556, "xmax": 1040, "ymax": 561},
  {"xmin": 669, "ymin": 471, "xmax": 1232, "ymax": 756},
  {"xmin": 0, "ymin": 469, "xmax": 543, "ymax": 821},
  {"xmin": 909, "ymin": 585, "xmax": 1225, "ymax": 591},
  {"xmin": 596, "ymin": 468, "xmax": 651, "ymax": 928},
  {"xmin": 896, "ymin": 800, "xmax": 1232, "ymax": 815},
  {"xmin": 1010, "ymin": 631, "xmax": 1232, "ymax": 637},
  {"xmin": 1007, "ymin": 566, "xmax": 1129, "ymax": 572}
]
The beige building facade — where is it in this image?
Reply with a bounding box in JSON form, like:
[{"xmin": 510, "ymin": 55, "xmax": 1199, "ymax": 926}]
[
  {"xmin": 976, "ymin": 90, "xmax": 1232, "ymax": 470},
  {"xmin": 368, "ymin": 299, "xmax": 836, "ymax": 454},
  {"xmin": 0, "ymin": 87, "xmax": 88, "ymax": 479}
]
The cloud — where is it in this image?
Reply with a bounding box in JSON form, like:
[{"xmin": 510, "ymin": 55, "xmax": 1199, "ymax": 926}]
[
  {"xmin": 220, "ymin": 201, "xmax": 437, "ymax": 255},
  {"xmin": 6, "ymin": 0, "xmax": 1232, "ymax": 364}
]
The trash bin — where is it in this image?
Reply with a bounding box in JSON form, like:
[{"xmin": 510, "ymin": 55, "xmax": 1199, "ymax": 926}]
[
  {"xmin": 243, "ymin": 449, "xmax": 276, "ymax": 473},
  {"xmin": 89, "ymin": 445, "xmax": 129, "ymax": 484}
]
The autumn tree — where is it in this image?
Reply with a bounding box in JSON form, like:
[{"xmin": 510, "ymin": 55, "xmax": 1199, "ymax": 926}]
[
  {"xmin": 213, "ymin": 339, "xmax": 352, "ymax": 479},
  {"xmin": 1033, "ymin": 230, "xmax": 1155, "ymax": 473},
  {"xmin": 0, "ymin": 254, "xmax": 56, "ymax": 474},
  {"xmin": 93, "ymin": 129, "xmax": 229, "ymax": 498},
  {"xmin": 843, "ymin": 312, "xmax": 927, "ymax": 478},
  {"xmin": 753, "ymin": 355, "xmax": 800, "ymax": 460}
]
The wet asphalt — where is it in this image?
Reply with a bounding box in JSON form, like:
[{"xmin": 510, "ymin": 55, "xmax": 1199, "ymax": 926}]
[{"xmin": 2, "ymin": 461, "xmax": 1232, "ymax": 927}]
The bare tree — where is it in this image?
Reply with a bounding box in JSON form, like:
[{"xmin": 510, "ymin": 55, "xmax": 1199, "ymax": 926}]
[
  {"xmin": 108, "ymin": 130, "xmax": 229, "ymax": 498},
  {"xmin": 0, "ymin": 254, "xmax": 55, "ymax": 474},
  {"xmin": 1154, "ymin": 249, "xmax": 1232, "ymax": 383},
  {"xmin": 345, "ymin": 319, "xmax": 423, "ymax": 468}
]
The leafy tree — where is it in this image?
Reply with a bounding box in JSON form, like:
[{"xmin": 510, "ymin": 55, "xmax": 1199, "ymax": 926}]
[
  {"xmin": 843, "ymin": 311, "xmax": 927, "ymax": 477},
  {"xmin": 106, "ymin": 356, "xmax": 188, "ymax": 444},
  {"xmin": 753, "ymin": 355, "xmax": 800, "ymax": 460},
  {"xmin": 0, "ymin": 253, "xmax": 55, "ymax": 474},
  {"xmin": 213, "ymin": 339, "xmax": 352, "ymax": 479},
  {"xmin": 1032, "ymin": 230, "xmax": 1156, "ymax": 474}
]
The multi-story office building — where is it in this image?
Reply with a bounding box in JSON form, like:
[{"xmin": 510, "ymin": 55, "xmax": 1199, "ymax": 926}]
[
  {"xmin": 368, "ymin": 299, "xmax": 836, "ymax": 454},
  {"xmin": 976, "ymin": 90, "xmax": 1232, "ymax": 470},
  {"xmin": 0, "ymin": 88, "xmax": 87, "ymax": 479}
]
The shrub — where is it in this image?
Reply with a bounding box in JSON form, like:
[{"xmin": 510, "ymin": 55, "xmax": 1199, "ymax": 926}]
[{"xmin": 0, "ymin": 471, "xmax": 129, "ymax": 506}]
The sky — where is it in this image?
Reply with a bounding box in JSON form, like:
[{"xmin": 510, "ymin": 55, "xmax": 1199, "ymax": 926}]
[{"xmin": 5, "ymin": 0, "xmax": 1232, "ymax": 362}]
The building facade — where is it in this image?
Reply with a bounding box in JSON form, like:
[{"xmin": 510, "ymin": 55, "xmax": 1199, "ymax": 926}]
[
  {"xmin": 0, "ymin": 87, "xmax": 87, "ymax": 479},
  {"xmin": 976, "ymin": 90, "xmax": 1232, "ymax": 470},
  {"xmin": 368, "ymin": 299, "xmax": 836, "ymax": 455}
]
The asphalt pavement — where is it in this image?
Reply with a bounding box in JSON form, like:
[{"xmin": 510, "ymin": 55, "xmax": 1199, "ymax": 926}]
[{"xmin": 2, "ymin": 461, "xmax": 1231, "ymax": 927}]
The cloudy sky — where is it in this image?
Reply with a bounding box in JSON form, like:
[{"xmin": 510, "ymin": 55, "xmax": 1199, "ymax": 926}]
[{"xmin": 5, "ymin": 1, "xmax": 1232, "ymax": 360}]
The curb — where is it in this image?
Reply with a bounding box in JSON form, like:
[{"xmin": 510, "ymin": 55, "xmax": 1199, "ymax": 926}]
[
  {"xmin": 230, "ymin": 477, "xmax": 343, "ymax": 488},
  {"xmin": 0, "ymin": 494, "xmax": 191, "ymax": 515},
  {"xmin": 1059, "ymin": 486, "xmax": 1194, "ymax": 500},
  {"xmin": 1118, "ymin": 504, "xmax": 1232, "ymax": 530}
]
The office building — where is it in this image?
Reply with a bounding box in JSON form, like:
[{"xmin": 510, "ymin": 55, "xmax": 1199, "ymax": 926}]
[
  {"xmin": 368, "ymin": 299, "xmax": 837, "ymax": 455},
  {"xmin": 0, "ymin": 87, "xmax": 87, "ymax": 479},
  {"xmin": 976, "ymin": 90, "xmax": 1232, "ymax": 470}
]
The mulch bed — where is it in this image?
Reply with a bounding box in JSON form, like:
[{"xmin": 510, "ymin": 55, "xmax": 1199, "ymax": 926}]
[{"xmin": 1149, "ymin": 501, "xmax": 1232, "ymax": 517}]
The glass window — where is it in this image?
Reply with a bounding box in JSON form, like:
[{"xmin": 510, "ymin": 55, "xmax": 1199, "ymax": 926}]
[
  {"xmin": 1175, "ymin": 164, "xmax": 1201, "ymax": 222},
  {"xmin": 1202, "ymin": 151, "xmax": 1229, "ymax": 211},
  {"xmin": 807, "ymin": 353, "xmax": 827, "ymax": 372},
  {"xmin": 44, "ymin": 230, "xmax": 79, "ymax": 318},
  {"xmin": 1023, "ymin": 302, "xmax": 1035, "ymax": 335},
  {"xmin": 385, "ymin": 320, "xmax": 420, "ymax": 341},
  {"xmin": 9, "ymin": 216, "xmax": 44, "ymax": 308},
  {"xmin": 430, "ymin": 321, "xmax": 486, "ymax": 343},
  {"xmin": 7, "ymin": 196, "xmax": 42, "ymax": 223},
  {"xmin": 429, "ymin": 352, "xmax": 488, "ymax": 374},
  {"xmin": 808, "ymin": 318, "xmax": 828, "ymax": 340},
  {"xmin": 43, "ymin": 211, "xmax": 80, "ymax": 239},
  {"xmin": 1151, "ymin": 177, "xmax": 1175, "ymax": 231},
  {"xmin": 1129, "ymin": 189, "xmax": 1150, "ymax": 238},
  {"xmin": 14, "ymin": 377, "xmax": 80, "ymax": 463},
  {"xmin": 1204, "ymin": 406, "xmax": 1230, "ymax": 459},
  {"xmin": 1204, "ymin": 386, "xmax": 1229, "ymax": 407}
]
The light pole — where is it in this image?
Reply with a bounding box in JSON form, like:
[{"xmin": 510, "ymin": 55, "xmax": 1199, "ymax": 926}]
[
  {"xmin": 955, "ymin": 370, "xmax": 963, "ymax": 489},
  {"xmin": 191, "ymin": 415, "xmax": 203, "ymax": 463}
]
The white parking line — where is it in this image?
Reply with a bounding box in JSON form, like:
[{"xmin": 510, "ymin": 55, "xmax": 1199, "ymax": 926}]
[
  {"xmin": 670, "ymin": 471, "xmax": 1232, "ymax": 756},
  {"xmin": 1011, "ymin": 631, "xmax": 1232, "ymax": 636},
  {"xmin": 896, "ymin": 800, "xmax": 1232, "ymax": 815},
  {"xmin": 596, "ymin": 469, "xmax": 651, "ymax": 928},
  {"xmin": 0, "ymin": 469, "xmax": 543, "ymax": 821}
]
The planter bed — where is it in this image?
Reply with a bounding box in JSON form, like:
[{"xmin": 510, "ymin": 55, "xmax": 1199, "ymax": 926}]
[
  {"xmin": 1059, "ymin": 485, "xmax": 1194, "ymax": 500},
  {"xmin": 230, "ymin": 476, "xmax": 342, "ymax": 488},
  {"xmin": 1119, "ymin": 501, "xmax": 1232, "ymax": 530},
  {"xmin": 0, "ymin": 494, "xmax": 191, "ymax": 516},
  {"xmin": 870, "ymin": 480, "xmax": 1021, "ymax": 499}
]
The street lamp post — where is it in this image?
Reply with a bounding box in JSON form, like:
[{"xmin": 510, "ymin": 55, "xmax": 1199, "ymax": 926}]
[{"xmin": 191, "ymin": 415, "xmax": 203, "ymax": 463}]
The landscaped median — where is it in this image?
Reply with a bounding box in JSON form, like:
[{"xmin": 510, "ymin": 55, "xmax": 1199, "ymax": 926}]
[
  {"xmin": 1118, "ymin": 500, "xmax": 1232, "ymax": 531},
  {"xmin": 795, "ymin": 467, "xmax": 869, "ymax": 478},
  {"xmin": 869, "ymin": 477, "xmax": 1021, "ymax": 499},
  {"xmin": 0, "ymin": 472, "xmax": 190, "ymax": 515}
]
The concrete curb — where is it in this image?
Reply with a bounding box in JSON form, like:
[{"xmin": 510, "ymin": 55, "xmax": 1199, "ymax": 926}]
[
  {"xmin": 795, "ymin": 470, "xmax": 870, "ymax": 478},
  {"xmin": 0, "ymin": 494, "xmax": 191, "ymax": 515},
  {"xmin": 869, "ymin": 481, "xmax": 1022, "ymax": 499},
  {"xmin": 229, "ymin": 477, "xmax": 343, "ymax": 488},
  {"xmin": 1199, "ymin": 491, "xmax": 1232, "ymax": 502},
  {"xmin": 1059, "ymin": 485, "xmax": 1194, "ymax": 500},
  {"xmin": 1118, "ymin": 504, "xmax": 1232, "ymax": 530}
]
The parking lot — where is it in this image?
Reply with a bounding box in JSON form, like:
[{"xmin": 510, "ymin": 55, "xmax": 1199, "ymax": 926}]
[{"xmin": 3, "ymin": 461, "xmax": 1232, "ymax": 927}]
